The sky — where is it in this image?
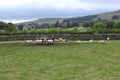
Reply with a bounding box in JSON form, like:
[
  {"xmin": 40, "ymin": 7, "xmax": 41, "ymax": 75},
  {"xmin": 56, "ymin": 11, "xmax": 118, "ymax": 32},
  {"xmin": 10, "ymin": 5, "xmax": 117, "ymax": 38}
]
[{"xmin": 0, "ymin": 0, "xmax": 120, "ymax": 23}]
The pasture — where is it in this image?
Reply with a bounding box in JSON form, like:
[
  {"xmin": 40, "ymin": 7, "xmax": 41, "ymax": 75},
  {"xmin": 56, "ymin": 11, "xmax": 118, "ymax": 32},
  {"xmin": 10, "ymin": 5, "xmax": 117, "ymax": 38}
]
[{"xmin": 0, "ymin": 41, "xmax": 120, "ymax": 80}]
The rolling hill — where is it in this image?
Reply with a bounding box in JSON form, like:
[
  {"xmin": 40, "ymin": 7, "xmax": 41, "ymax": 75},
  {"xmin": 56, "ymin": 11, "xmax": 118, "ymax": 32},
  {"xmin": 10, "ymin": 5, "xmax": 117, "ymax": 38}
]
[
  {"xmin": 18, "ymin": 18, "xmax": 64, "ymax": 25},
  {"xmin": 64, "ymin": 10, "xmax": 120, "ymax": 22},
  {"xmin": 17, "ymin": 10, "xmax": 120, "ymax": 29}
]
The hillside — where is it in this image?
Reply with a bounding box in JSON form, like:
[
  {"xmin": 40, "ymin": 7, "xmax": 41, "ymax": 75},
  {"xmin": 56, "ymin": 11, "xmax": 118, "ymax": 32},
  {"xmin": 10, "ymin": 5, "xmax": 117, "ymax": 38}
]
[
  {"xmin": 18, "ymin": 18, "xmax": 64, "ymax": 25},
  {"xmin": 16, "ymin": 18, "xmax": 64, "ymax": 29},
  {"xmin": 64, "ymin": 10, "xmax": 120, "ymax": 22},
  {"xmin": 17, "ymin": 10, "xmax": 120, "ymax": 29}
]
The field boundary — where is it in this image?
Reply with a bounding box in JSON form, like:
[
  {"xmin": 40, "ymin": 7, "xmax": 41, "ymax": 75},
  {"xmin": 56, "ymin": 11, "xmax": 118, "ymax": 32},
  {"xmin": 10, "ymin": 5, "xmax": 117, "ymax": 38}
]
[{"xmin": 0, "ymin": 34, "xmax": 120, "ymax": 41}]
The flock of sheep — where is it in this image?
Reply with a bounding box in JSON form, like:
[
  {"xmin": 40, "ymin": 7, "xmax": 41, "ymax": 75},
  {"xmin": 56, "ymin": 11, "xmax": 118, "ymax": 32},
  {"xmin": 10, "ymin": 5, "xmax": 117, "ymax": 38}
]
[
  {"xmin": 25, "ymin": 38, "xmax": 67, "ymax": 44},
  {"xmin": 25, "ymin": 37, "xmax": 110, "ymax": 44},
  {"xmin": 75, "ymin": 37, "xmax": 110, "ymax": 43}
]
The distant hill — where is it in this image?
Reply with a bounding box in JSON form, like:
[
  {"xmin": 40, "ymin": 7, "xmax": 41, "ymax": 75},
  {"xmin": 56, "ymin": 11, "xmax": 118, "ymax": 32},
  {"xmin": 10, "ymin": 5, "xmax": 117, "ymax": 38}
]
[
  {"xmin": 16, "ymin": 18, "xmax": 64, "ymax": 29},
  {"xmin": 64, "ymin": 10, "xmax": 120, "ymax": 22},
  {"xmin": 18, "ymin": 18, "xmax": 64, "ymax": 25},
  {"xmin": 17, "ymin": 10, "xmax": 120, "ymax": 29}
]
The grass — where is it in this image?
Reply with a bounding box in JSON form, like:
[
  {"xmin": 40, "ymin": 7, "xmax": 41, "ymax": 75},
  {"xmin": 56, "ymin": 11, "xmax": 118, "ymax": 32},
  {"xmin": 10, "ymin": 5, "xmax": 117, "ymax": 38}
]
[{"xmin": 0, "ymin": 41, "xmax": 120, "ymax": 80}]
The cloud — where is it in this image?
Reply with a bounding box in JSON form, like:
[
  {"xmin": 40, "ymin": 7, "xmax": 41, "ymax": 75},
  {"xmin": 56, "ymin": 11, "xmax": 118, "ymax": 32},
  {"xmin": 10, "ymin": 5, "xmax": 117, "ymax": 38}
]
[
  {"xmin": 0, "ymin": 0, "xmax": 120, "ymax": 10},
  {"xmin": 80, "ymin": 0, "xmax": 120, "ymax": 10},
  {"xmin": 0, "ymin": 0, "xmax": 90, "ymax": 10},
  {"xmin": 0, "ymin": 0, "xmax": 120, "ymax": 21}
]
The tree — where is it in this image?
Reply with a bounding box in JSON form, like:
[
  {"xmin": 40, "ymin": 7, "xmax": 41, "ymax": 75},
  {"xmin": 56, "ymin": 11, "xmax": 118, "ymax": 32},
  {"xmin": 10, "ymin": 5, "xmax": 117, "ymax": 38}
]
[
  {"xmin": 5, "ymin": 23, "xmax": 17, "ymax": 32},
  {"xmin": 40, "ymin": 23, "xmax": 50, "ymax": 29},
  {"xmin": 66, "ymin": 21, "xmax": 71, "ymax": 28},
  {"xmin": 54, "ymin": 20, "xmax": 60, "ymax": 28},
  {"xmin": 105, "ymin": 21, "xmax": 115, "ymax": 29},
  {"xmin": 17, "ymin": 24, "xmax": 24, "ymax": 31},
  {"xmin": 0, "ymin": 22, "xmax": 17, "ymax": 32},
  {"xmin": 82, "ymin": 21, "xmax": 94, "ymax": 27},
  {"xmin": 112, "ymin": 15, "xmax": 119, "ymax": 20},
  {"xmin": 92, "ymin": 22, "xmax": 107, "ymax": 33},
  {"xmin": 60, "ymin": 23, "xmax": 66, "ymax": 28},
  {"xmin": 0, "ymin": 21, "xmax": 7, "ymax": 30},
  {"xmin": 71, "ymin": 21, "xmax": 79, "ymax": 27},
  {"xmin": 113, "ymin": 21, "xmax": 120, "ymax": 29}
]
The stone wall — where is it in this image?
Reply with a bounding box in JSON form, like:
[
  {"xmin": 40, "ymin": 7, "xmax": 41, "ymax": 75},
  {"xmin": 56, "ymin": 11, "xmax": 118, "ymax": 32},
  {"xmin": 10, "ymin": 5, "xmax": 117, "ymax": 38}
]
[{"xmin": 0, "ymin": 34, "xmax": 120, "ymax": 41}]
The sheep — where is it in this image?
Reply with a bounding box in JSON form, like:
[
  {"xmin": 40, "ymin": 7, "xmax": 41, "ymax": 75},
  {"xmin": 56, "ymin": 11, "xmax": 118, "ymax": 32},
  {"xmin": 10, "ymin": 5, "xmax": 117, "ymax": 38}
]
[
  {"xmin": 35, "ymin": 39, "xmax": 43, "ymax": 43},
  {"xmin": 89, "ymin": 39, "xmax": 93, "ymax": 42},
  {"xmin": 82, "ymin": 40, "xmax": 94, "ymax": 43},
  {"xmin": 88, "ymin": 39, "xmax": 94, "ymax": 43},
  {"xmin": 82, "ymin": 41, "xmax": 89, "ymax": 43},
  {"xmin": 107, "ymin": 37, "xmax": 110, "ymax": 41},
  {"xmin": 47, "ymin": 39, "xmax": 54, "ymax": 43},
  {"xmin": 98, "ymin": 40, "xmax": 105, "ymax": 43},
  {"xmin": 59, "ymin": 38, "xmax": 66, "ymax": 42},
  {"xmin": 53, "ymin": 39, "xmax": 60, "ymax": 43},
  {"xmin": 25, "ymin": 40, "xmax": 33, "ymax": 44},
  {"xmin": 75, "ymin": 41, "xmax": 82, "ymax": 43}
]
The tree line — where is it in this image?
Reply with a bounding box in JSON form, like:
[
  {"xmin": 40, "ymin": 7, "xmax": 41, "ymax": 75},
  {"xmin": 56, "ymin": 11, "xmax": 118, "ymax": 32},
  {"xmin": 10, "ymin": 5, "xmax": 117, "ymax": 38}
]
[
  {"xmin": 0, "ymin": 21, "xmax": 17, "ymax": 33},
  {"xmin": 83, "ymin": 20, "xmax": 120, "ymax": 33},
  {"xmin": 0, "ymin": 20, "xmax": 120, "ymax": 34}
]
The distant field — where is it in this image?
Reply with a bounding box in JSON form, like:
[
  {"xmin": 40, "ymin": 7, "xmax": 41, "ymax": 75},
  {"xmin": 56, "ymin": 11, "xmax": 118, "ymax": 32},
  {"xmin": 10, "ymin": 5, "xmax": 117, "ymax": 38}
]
[{"xmin": 0, "ymin": 41, "xmax": 120, "ymax": 80}]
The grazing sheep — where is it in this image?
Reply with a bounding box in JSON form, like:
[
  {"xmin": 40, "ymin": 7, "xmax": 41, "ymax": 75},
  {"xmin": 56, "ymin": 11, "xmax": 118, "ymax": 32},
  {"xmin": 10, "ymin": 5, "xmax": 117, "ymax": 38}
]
[
  {"xmin": 25, "ymin": 40, "xmax": 33, "ymax": 44},
  {"xmin": 89, "ymin": 39, "xmax": 93, "ymax": 42},
  {"xmin": 75, "ymin": 41, "xmax": 82, "ymax": 43},
  {"xmin": 53, "ymin": 39, "xmax": 60, "ymax": 43},
  {"xmin": 107, "ymin": 37, "xmax": 110, "ymax": 40},
  {"xmin": 59, "ymin": 38, "xmax": 66, "ymax": 42},
  {"xmin": 82, "ymin": 40, "xmax": 94, "ymax": 43},
  {"xmin": 47, "ymin": 39, "xmax": 54, "ymax": 43},
  {"xmin": 98, "ymin": 40, "xmax": 105, "ymax": 43},
  {"xmin": 89, "ymin": 39, "xmax": 94, "ymax": 43},
  {"xmin": 82, "ymin": 41, "xmax": 89, "ymax": 43},
  {"xmin": 35, "ymin": 39, "xmax": 43, "ymax": 43}
]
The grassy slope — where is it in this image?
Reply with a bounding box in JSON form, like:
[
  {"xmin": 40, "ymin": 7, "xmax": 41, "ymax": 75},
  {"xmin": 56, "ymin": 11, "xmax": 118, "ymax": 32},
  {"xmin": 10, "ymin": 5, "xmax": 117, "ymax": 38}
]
[
  {"xmin": 0, "ymin": 41, "xmax": 120, "ymax": 80},
  {"xmin": 17, "ymin": 18, "xmax": 64, "ymax": 25},
  {"xmin": 64, "ymin": 10, "xmax": 120, "ymax": 22}
]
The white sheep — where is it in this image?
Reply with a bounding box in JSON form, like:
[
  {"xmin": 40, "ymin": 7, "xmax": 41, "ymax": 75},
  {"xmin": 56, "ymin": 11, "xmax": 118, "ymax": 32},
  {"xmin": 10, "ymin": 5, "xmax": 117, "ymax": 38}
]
[
  {"xmin": 82, "ymin": 41, "xmax": 89, "ymax": 43},
  {"xmin": 89, "ymin": 39, "xmax": 93, "ymax": 42},
  {"xmin": 107, "ymin": 37, "xmax": 110, "ymax": 40},
  {"xmin": 75, "ymin": 41, "xmax": 82, "ymax": 43},
  {"xmin": 88, "ymin": 39, "xmax": 94, "ymax": 43},
  {"xmin": 47, "ymin": 39, "xmax": 54, "ymax": 43},
  {"xmin": 98, "ymin": 40, "xmax": 105, "ymax": 43},
  {"xmin": 53, "ymin": 39, "xmax": 60, "ymax": 43},
  {"xmin": 25, "ymin": 40, "xmax": 33, "ymax": 44},
  {"xmin": 35, "ymin": 39, "xmax": 43, "ymax": 43},
  {"xmin": 59, "ymin": 38, "xmax": 66, "ymax": 42}
]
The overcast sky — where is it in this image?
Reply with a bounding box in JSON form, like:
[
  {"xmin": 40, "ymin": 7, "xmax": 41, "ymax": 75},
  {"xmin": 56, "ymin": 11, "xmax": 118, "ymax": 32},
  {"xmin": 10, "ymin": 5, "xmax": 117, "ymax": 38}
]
[{"xmin": 0, "ymin": 0, "xmax": 120, "ymax": 23}]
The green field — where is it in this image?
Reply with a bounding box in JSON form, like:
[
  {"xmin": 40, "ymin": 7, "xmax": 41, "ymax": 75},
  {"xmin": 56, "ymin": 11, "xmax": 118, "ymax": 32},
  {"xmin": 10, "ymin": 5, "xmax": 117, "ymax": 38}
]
[{"xmin": 0, "ymin": 41, "xmax": 120, "ymax": 80}]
